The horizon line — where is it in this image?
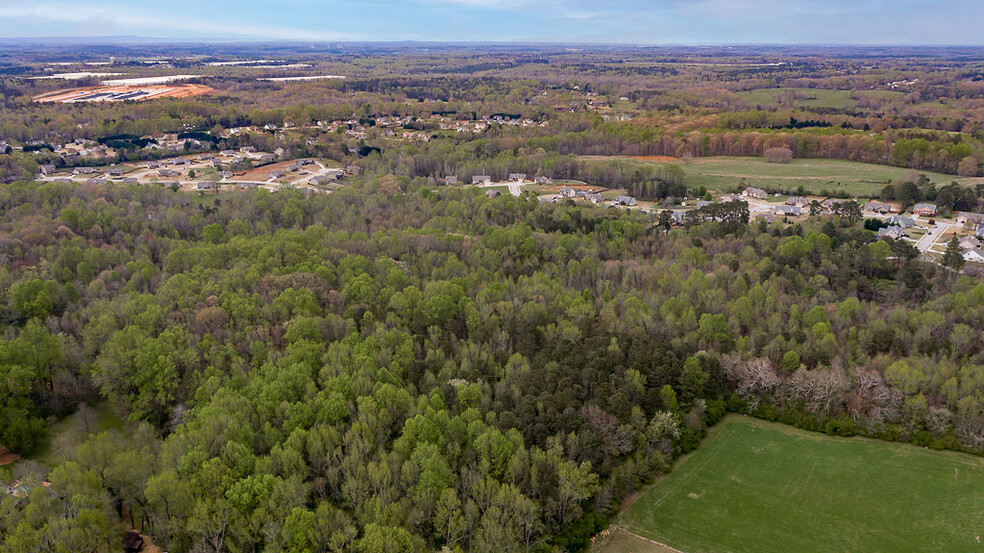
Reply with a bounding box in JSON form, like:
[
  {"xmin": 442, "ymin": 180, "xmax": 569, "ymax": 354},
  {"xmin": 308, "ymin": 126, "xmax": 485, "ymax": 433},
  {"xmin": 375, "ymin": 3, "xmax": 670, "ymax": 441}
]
[{"xmin": 2, "ymin": 36, "xmax": 984, "ymax": 49}]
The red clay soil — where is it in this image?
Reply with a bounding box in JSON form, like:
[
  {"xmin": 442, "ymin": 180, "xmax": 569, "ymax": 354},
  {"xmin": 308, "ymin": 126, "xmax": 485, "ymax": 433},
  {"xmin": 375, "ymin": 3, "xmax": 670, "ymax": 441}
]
[
  {"xmin": 540, "ymin": 184, "xmax": 606, "ymax": 194},
  {"xmin": 238, "ymin": 160, "xmax": 300, "ymax": 181},
  {"xmin": 0, "ymin": 447, "xmax": 21, "ymax": 467},
  {"xmin": 34, "ymin": 84, "xmax": 213, "ymax": 103}
]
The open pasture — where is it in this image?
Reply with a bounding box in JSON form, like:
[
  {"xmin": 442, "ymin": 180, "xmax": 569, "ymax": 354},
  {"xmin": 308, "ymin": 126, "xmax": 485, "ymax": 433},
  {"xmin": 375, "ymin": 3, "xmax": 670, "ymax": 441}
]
[
  {"xmin": 585, "ymin": 156, "xmax": 975, "ymax": 197},
  {"xmin": 617, "ymin": 416, "xmax": 984, "ymax": 553}
]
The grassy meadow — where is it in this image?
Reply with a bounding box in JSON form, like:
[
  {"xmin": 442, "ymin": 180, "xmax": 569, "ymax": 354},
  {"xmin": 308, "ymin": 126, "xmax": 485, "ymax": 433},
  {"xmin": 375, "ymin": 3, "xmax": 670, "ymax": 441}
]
[
  {"xmin": 586, "ymin": 156, "xmax": 976, "ymax": 198},
  {"xmin": 617, "ymin": 416, "xmax": 984, "ymax": 553},
  {"xmin": 735, "ymin": 87, "xmax": 903, "ymax": 109}
]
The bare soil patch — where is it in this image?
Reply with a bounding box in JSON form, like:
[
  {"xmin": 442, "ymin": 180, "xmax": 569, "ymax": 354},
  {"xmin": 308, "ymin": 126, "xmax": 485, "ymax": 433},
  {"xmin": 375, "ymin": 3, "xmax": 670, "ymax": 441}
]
[
  {"xmin": 34, "ymin": 84, "xmax": 213, "ymax": 103},
  {"xmin": 0, "ymin": 447, "xmax": 21, "ymax": 467}
]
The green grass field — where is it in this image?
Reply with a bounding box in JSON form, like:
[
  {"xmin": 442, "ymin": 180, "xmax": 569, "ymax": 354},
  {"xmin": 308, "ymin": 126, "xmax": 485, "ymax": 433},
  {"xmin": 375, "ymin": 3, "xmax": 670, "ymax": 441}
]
[
  {"xmin": 603, "ymin": 156, "xmax": 975, "ymax": 198},
  {"xmin": 31, "ymin": 403, "xmax": 128, "ymax": 467},
  {"xmin": 618, "ymin": 416, "xmax": 984, "ymax": 553},
  {"xmin": 736, "ymin": 87, "xmax": 902, "ymax": 109}
]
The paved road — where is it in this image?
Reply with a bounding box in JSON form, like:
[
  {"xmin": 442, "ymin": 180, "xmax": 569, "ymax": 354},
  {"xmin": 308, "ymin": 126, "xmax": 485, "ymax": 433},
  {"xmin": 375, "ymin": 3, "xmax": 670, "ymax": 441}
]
[{"xmin": 915, "ymin": 221, "xmax": 954, "ymax": 253}]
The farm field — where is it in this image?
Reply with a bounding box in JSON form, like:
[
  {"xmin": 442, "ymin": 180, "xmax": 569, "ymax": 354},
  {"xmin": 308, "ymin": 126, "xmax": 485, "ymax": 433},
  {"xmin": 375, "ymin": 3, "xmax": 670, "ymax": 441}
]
[
  {"xmin": 33, "ymin": 83, "xmax": 213, "ymax": 103},
  {"xmin": 617, "ymin": 416, "xmax": 984, "ymax": 553},
  {"xmin": 735, "ymin": 87, "xmax": 903, "ymax": 109},
  {"xmin": 585, "ymin": 156, "xmax": 977, "ymax": 197}
]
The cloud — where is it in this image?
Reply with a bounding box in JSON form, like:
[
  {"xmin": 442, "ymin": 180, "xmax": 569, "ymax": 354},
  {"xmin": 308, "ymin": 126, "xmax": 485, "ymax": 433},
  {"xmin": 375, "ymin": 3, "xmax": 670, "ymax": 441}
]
[
  {"xmin": 0, "ymin": 0, "xmax": 982, "ymax": 44},
  {"xmin": 0, "ymin": 3, "xmax": 360, "ymax": 40}
]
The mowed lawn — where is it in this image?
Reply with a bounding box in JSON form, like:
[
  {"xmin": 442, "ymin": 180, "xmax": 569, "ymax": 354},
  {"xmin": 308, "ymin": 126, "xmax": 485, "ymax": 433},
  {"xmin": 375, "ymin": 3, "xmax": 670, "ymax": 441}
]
[{"xmin": 619, "ymin": 416, "xmax": 984, "ymax": 553}]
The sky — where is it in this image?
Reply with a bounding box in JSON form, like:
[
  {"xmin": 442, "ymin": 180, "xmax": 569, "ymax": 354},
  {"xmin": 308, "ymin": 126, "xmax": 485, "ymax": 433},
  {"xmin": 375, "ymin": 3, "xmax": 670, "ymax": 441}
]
[{"xmin": 0, "ymin": 0, "xmax": 981, "ymax": 45}]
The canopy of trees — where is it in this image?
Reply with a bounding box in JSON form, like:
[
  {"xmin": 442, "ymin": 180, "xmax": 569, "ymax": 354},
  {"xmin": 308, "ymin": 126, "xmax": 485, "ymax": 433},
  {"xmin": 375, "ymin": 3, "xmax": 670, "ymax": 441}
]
[{"xmin": 1, "ymin": 178, "xmax": 983, "ymax": 552}]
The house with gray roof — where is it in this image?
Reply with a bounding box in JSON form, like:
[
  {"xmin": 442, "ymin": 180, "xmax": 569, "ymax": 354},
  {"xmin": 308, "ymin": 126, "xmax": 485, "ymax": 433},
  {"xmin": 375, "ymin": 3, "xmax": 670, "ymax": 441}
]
[
  {"xmin": 885, "ymin": 215, "xmax": 915, "ymax": 228},
  {"xmin": 877, "ymin": 226, "xmax": 905, "ymax": 240},
  {"xmin": 864, "ymin": 201, "xmax": 892, "ymax": 214}
]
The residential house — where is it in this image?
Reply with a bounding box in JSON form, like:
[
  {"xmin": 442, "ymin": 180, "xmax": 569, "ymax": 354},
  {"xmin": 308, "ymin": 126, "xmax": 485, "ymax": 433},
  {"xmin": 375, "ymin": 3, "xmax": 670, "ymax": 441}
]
[
  {"xmin": 786, "ymin": 196, "xmax": 810, "ymax": 207},
  {"xmin": 344, "ymin": 165, "xmax": 361, "ymax": 176},
  {"xmin": 472, "ymin": 175, "xmax": 492, "ymax": 185},
  {"xmin": 268, "ymin": 170, "xmax": 285, "ymax": 180},
  {"xmin": 584, "ymin": 192, "xmax": 603, "ymax": 203},
  {"xmin": 977, "ymin": 223, "xmax": 984, "ymax": 239},
  {"xmin": 957, "ymin": 212, "xmax": 984, "ymax": 225},
  {"xmin": 741, "ymin": 187, "xmax": 768, "ymax": 200},
  {"xmin": 885, "ymin": 215, "xmax": 915, "ymax": 228},
  {"xmin": 774, "ymin": 205, "xmax": 802, "ymax": 216},
  {"xmin": 959, "ymin": 235, "xmax": 981, "ymax": 250},
  {"xmin": 220, "ymin": 171, "xmax": 233, "ymax": 179},
  {"xmin": 257, "ymin": 154, "xmax": 276, "ymax": 164},
  {"xmin": 696, "ymin": 200, "xmax": 714, "ymax": 208},
  {"xmin": 85, "ymin": 178, "xmax": 106, "ymax": 185},
  {"xmin": 535, "ymin": 176, "xmax": 553, "ymax": 185},
  {"xmin": 195, "ymin": 181, "xmax": 217, "ymax": 191},
  {"xmin": 147, "ymin": 161, "xmax": 161, "ymax": 169},
  {"xmin": 158, "ymin": 169, "xmax": 180, "ymax": 177},
  {"xmin": 558, "ymin": 186, "xmax": 577, "ymax": 198},
  {"xmin": 913, "ymin": 203, "xmax": 938, "ymax": 217},
  {"xmin": 863, "ymin": 201, "xmax": 892, "ymax": 214},
  {"xmin": 72, "ymin": 167, "xmax": 98, "ymax": 175},
  {"xmin": 240, "ymin": 146, "xmax": 257, "ymax": 154},
  {"xmin": 964, "ymin": 248, "xmax": 984, "ymax": 263},
  {"xmin": 121, "ymin": 177, "xmax": 138, "ymax": 184},
  {"xmin": 613, "ymin": 195, "xmax": 638, "ymax": 206},
  {"xmin": 238, "ymin": 182, "xmax": 257, "ymax": 190},
  {"xmin": 106, "ymin": 168, "xmax": 124, "ymax": 176},
  {"xmin": 755, "ymin": 213, "xmax": 777, "ymax": 224},
  {"xmin": 444, "ymin": 175, "xmax": 458, "ymax": 186},
  {"xmin": 877, "ymin": 226, "xmax": 905, "ymax": 240},
  {"xmin": 220, "ymin": 150, "xmax": 237, "ymax": 157},
  {"xmin": 39, "ymin": 164, "xmax": 56, "ymax": 175},
  {"xmin": 508, "ymin": 173, "xmax": 527, "ymax": 182},
  {"xmin": 822, "ymin": 199, "xmax": 842, "ymax": 210}
]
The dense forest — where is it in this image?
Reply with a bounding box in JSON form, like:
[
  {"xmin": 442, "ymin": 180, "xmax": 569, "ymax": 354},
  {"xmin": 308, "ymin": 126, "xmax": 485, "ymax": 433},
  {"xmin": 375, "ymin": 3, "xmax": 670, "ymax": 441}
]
[{"xmin": 3, "ymin": 177, "xmax": 984, "ymax": 552}]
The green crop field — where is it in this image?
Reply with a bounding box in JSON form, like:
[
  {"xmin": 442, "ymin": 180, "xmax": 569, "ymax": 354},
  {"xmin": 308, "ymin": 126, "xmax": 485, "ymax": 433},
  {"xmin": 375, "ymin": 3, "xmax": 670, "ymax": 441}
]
[
  {"xmin": 736, "ymin": 87, "xmax": 902, "ymax": 109},
  {"xmin": 618, "ymin": 416, "xmax": 984, "ymax": 553}
]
